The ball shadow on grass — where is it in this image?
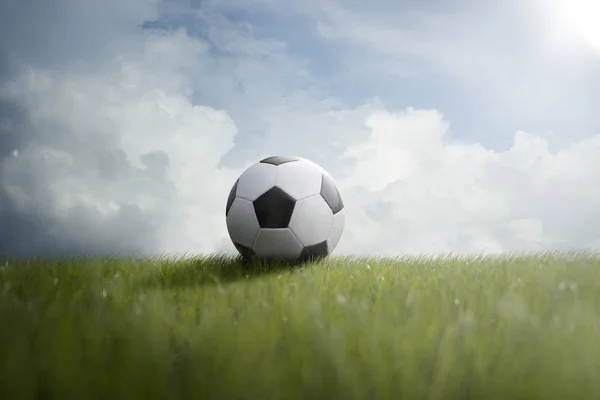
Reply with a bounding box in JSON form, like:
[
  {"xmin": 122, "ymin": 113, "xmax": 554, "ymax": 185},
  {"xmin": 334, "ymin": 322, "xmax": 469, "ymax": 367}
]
[{"xmin": 140, "ymin": 253, "xmax": 323, "ymax": 290}]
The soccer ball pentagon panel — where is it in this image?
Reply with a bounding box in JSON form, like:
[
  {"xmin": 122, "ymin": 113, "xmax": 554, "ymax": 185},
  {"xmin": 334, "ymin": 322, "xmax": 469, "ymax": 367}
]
[{"xmin": 226, "ymin": 156, "xmax": 345, "ymax": 262}]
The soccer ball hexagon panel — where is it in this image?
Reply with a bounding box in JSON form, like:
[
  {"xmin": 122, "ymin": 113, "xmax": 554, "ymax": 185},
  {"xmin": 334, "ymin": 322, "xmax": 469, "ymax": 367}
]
[{"xmin": 226, "ymin": 156, "xmax": 345, "ymax": 261}]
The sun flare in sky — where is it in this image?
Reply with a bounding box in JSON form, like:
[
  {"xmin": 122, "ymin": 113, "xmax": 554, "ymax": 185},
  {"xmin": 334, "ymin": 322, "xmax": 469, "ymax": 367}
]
[{"xmin": 553, "ymin": 0, "xmax": 600, "ymax": 50}]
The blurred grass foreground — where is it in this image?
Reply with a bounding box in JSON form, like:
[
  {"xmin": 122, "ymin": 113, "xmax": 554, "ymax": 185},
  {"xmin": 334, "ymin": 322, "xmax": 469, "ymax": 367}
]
[{"xmin": 1, "ymin": 251, "xmax": 600, "ymax": 399}]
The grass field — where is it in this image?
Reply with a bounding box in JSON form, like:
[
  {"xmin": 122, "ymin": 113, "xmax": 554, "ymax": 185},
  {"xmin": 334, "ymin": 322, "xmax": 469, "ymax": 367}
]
[{"xmin": 1, "ymin": 252, "xmax": 600, "ymax": 399}]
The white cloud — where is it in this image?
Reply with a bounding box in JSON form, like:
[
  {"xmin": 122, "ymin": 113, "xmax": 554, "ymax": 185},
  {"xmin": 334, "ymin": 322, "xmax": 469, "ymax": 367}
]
[
  {"xmin": 1, "ymin": 28, "xmax": 242, "ymax": 257},
  {"xmin": 337, "ymin": 108, "xmax": 600, "ymax": 255}
]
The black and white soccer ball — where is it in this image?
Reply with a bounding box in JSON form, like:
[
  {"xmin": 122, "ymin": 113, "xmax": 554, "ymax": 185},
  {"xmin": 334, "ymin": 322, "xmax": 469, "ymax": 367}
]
[{"xmin": 226, "ymin": 155, "xmax": 345, "ymax": 262}]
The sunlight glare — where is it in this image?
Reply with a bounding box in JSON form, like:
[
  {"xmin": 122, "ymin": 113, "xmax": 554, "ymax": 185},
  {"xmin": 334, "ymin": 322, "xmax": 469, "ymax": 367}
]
[{"xmin": 556, "ymin": 0, "xmax": 600, "ymax": 49}]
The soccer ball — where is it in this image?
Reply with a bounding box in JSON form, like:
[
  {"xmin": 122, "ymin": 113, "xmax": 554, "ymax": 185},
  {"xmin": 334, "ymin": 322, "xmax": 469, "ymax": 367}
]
[{"xmin": 226, "ymin": 155, "xmax": 345, "ymax": 262}]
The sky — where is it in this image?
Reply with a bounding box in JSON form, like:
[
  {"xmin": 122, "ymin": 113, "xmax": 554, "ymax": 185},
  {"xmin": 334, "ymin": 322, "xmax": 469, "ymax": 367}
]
[{"xmin": 1, "ymin": 0, "xmax": 600, "ymax": 258}]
